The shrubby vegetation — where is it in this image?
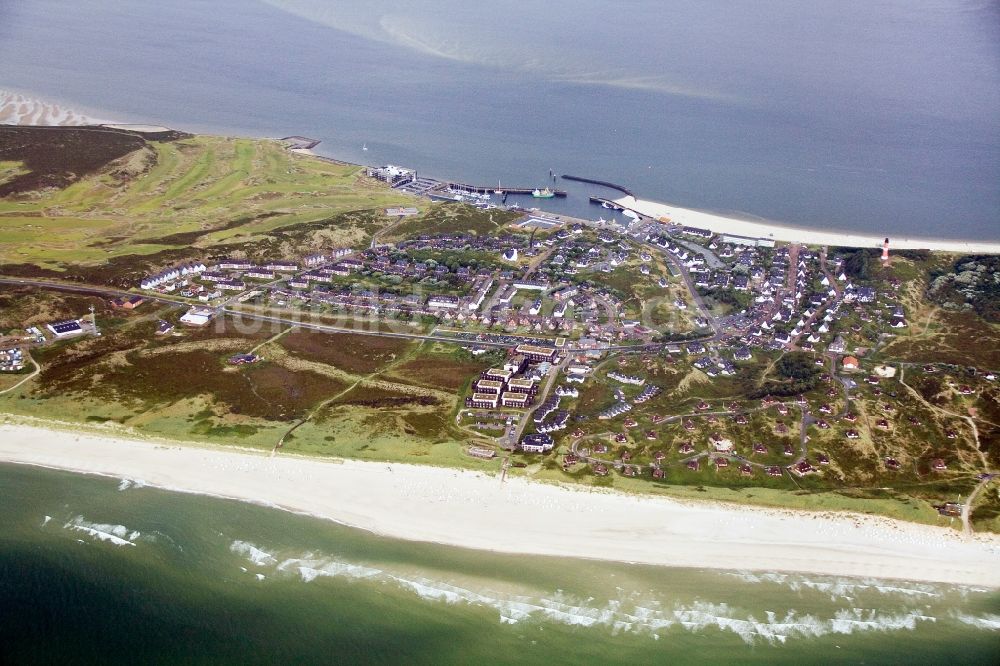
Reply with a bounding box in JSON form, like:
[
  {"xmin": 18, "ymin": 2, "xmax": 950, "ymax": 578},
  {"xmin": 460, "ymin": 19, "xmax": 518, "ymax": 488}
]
[
  {"xmin": 928, "ymin": 255, "xmax": 1000, "ymax": 322},
  {"xmin": 835, "ymin": 247, "xmax": 931, "ymax": 281},
  {"xmin": 841, "ymin": 248, "xmax": 876, "ymax": 280},
  {"xmin": 748, "ymin": 351, "xmax": 821, "ymax": 399},
  {"xmin": 701, "ymin": 288, "xmax": 752, "ymax": 311}
]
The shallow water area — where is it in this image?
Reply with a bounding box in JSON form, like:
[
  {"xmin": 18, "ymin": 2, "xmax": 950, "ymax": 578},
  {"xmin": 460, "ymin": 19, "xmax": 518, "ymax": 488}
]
[{"xmin": 2, "ymin": 463, "xmax": 998, "ymax": 664}]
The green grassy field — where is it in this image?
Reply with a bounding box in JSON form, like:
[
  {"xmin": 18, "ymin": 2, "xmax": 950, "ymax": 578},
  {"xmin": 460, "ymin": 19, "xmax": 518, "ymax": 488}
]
[{"xmin": 0, "ymin": 128, "xmax": 418, "ymax": 269}]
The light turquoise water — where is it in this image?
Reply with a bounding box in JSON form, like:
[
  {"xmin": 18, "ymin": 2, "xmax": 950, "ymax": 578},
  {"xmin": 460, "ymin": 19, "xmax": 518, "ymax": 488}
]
[{"xmin": 1, "ymin": 463, "xmax": 997, "ymax": 664}]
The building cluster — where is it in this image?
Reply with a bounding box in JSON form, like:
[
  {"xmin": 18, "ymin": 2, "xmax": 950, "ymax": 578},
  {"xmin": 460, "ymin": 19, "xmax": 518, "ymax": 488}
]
[
  {"xmin": 639, "ymin": 220, "xmax": 909, "ymax": 362},
  {"xmin": 135, "ymin": 228, "xmax": 666, "ymax": 341},
  {"xmin": 465, "ymin": 345, "xmax": 559, "ymax": 414},
  {"xmin": 0, "ymin": 347, "xmax": 24, "ymax": 372},
  {"xmin": 365, "ymin": 165, "xmax": 416, "ymax": 187},
  {"xmin": 140, "ymin": 262, "xmax": 207, "ymax": 291},
  {"xmin": 139, "ymin": 251, "xmax": 354, "ymax": 299}
]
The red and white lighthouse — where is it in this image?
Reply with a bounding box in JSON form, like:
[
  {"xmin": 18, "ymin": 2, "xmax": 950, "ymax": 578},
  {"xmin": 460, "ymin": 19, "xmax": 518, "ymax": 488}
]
[{"xmin": 881, "ymin": 237, "xmax": 890, "ymax": 262}]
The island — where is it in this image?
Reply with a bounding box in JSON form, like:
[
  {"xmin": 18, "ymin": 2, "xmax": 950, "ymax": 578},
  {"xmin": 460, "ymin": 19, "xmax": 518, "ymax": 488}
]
[{"xmin": 1, "ymin": 124, "xmax": 998, "ymax": 586}]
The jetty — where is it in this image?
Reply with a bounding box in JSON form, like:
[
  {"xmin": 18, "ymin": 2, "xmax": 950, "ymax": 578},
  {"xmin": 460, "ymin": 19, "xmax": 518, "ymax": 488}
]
[
  {"xmin": 446, "ymin": 182, "xmax": 567, "ymax": 197},
  {"xmin": 561, "ymin": 174, "xmax": 634, "ymax": 197},
  {"xmin": 589, "ymin": 196, "xmax": 626, "ymax": 211},
  {"xmin": 281, "ymin": 136, "xmax": 321, "ymax": 150}
]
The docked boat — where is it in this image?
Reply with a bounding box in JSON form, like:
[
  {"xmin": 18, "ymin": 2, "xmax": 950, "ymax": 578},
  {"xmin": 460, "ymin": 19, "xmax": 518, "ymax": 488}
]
[{"xmin": 532, "ymin": 187, "xmax": 556, "ymax": 199}]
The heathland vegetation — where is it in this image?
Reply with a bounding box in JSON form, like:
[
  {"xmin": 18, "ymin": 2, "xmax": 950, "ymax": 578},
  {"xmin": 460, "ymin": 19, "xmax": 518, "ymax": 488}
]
[
  {"xmin": 1, "ymin": 126, "xmax": 998, "ymax": 532},
  {"xmin": 0, "ymin": 126, "xmax": 418, "ymax": 274}
]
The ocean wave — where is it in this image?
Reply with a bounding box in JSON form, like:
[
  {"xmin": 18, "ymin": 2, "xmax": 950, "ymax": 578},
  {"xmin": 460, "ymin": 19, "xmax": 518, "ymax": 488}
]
[
  {"xmin": 275, "ymin": 554, "xmax": 382, "ymax": 583},
  {"xmin": 951, "ymin": 612, "xmax": 1000, "ymax": 631},
  {"xmin": 65, "ymin": 516, "xmax": 140, "ymax": 547},
  {"xmin": 228, "ymin": 545, "xmax": 954, "ymax": 645},
  {"xmin": 117, "ymin": 478, "xmax": 147, "ymax": 492},
  {"xmin": 828, "ymin": 608, "xmax": 936, "ymax": 635},
  {"xmin": 720, "ymin": 571, "xmax": 949, "ymax": 602},
  {"xmin": 230, "ymin": 540, "xmax": 278, "ymax": 567}
]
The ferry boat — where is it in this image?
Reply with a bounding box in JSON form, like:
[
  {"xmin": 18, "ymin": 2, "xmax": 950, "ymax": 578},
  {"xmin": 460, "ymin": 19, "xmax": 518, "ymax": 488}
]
[{"xmin": 532, "ymin": 187, "xmax": 555, "ymax": 199}]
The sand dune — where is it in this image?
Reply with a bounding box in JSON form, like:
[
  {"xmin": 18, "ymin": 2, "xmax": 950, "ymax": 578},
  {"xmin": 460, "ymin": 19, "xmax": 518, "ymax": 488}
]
[
  {"xmin": 1, "ymin": 422, "xmax": 997, "ymax": 587},
  {"xmin": 0, "ymin": 89, "xmax": 104, "ymax": 126}
]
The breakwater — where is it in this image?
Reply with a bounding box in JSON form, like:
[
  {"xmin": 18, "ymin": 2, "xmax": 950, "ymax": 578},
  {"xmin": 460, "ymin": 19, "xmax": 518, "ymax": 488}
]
[
  {"xmin": 446, "ymin": 182, "xmax": 567, "ymax": 197},
  {"xmin": 589, "ymin": 196, "xmax": 626, "ymax": 211},
  {"xmin": 561, "ymin": 174, "xmax": 634, "ymax": 197}
]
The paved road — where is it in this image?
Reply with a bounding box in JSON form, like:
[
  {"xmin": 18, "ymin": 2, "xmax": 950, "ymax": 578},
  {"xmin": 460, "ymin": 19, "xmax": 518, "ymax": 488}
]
[
  {"xmin": 1, "ymin": 276, "xmax": 699, "ymax": 354},
  {"xmin": 0, "ymin": 277, "xmax": 188, "ymax": 309},
  {"xmin": 654, "ymin": 248, "xmax": 721, "ymax": 340},
  {"xmin": 511, "ymin": 355, "xmax": 570, "ymax": 446}
]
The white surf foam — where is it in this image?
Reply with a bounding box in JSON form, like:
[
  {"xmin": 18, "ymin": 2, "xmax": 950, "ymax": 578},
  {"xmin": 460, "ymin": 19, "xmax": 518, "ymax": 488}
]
[
  {"xmin": 230, "ymin": 540, "xmax": 277, "ymax": 567},
  {"xmin": 65, "ymin": 516, "xmax": 140, "ymax": 547},
  {"xmin": 951, "ymin": 612, "xmax": 1000, "ymax": 631},
  {"xmin": 236, "ymin": 549, "xmax": 954, "ymax": 645},
  {"xmin": 722, "ymin": 571, "xmax": 949, "ymax": 602}
]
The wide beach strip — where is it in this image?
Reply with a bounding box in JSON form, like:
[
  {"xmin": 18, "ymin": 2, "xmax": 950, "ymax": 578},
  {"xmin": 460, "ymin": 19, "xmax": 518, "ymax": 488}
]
[{"xmin": 2, "ymin": 424, "xmax": 998, "ymax": 587}]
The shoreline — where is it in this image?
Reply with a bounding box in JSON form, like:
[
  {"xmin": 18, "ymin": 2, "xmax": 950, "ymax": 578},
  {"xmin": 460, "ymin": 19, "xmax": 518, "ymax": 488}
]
[
  {"xmin": 615, "ymin": 195, "xmax": 1000, "ymax": 254},
  {"xmin": 3, "ymin": 88, "xmax": 999, "ymax": 252},
  {"xmin": 2, "ymin": 422, "xmax": 998, "ymax": 587}
]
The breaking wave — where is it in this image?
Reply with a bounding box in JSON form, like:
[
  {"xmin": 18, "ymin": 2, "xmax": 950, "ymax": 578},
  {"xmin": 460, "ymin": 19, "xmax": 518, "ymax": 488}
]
[
  {"xmin": 951, "ymin": 612, "xmax": 1000, "ymax": 631},
  {"xmin": 230, "ymin": 540, "xmax": 278, "ymax": 566},
  {"xmin": 229, "ymin": 542, "xmax": 992, "ymax": 645},
  {"xmin": 719, "ymin": 571, "xmax": 958, "ymax": 602},
  {"xmin": 65, "ymin": 516, "xmax": 141, "ymax": 547},
  {"xmin": 117, "ymin": 478, "xmax": 148, "ymax": 492}
]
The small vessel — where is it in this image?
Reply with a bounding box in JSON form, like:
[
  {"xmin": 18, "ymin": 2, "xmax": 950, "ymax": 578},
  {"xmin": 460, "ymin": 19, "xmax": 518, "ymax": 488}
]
[
  {"xmin": 532, "ymin": 187, "xmax": 556, "ymax": 199},
  {"xmin": 362, "ymin": 143, "xmax": 368, "ymax": 151},
  {"xmin": 494, "ymin": 179, "xmax": 503, "ymax": 195}
]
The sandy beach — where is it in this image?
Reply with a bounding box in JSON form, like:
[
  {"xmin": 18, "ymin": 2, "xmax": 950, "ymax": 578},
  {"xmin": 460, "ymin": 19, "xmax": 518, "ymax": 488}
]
[
  {"xmin": 2, "ymin": 422, "xmax": 998, "ymax": 587},
  {"xmin": 617, "ymin": 195, "xmax": 1000, "ymax": 253}
]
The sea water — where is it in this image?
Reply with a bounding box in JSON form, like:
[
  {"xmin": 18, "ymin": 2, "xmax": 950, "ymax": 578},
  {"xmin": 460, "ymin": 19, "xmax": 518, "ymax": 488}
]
[
  {"xmin": 1, "ymin": 463, "xmax": 997, "ymax": 664},
  {"xmin": 0, "ymin": 0, "xmax": 998, "ymax": 240}
]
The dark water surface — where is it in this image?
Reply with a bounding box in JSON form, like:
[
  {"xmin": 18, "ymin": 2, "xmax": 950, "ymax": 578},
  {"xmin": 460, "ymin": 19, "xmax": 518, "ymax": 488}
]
[{"xmin": 0, "ymin": 0, "xmax": 997, "ymax": 238}]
